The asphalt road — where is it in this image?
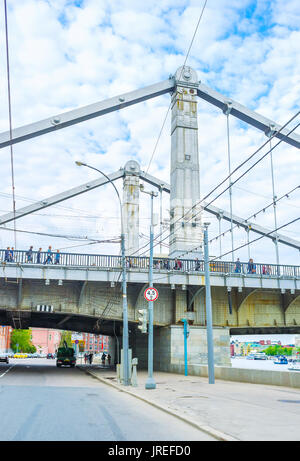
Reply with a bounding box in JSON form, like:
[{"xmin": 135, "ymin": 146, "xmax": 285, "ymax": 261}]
[{"xmin": 0, "ymin": 359, "xmax": 214, "ymax": 441}]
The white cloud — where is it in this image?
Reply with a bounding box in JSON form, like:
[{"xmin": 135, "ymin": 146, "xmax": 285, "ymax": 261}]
[{"xmin": 0, "ymin": 0, "xmax": 299, "ymax": 266}]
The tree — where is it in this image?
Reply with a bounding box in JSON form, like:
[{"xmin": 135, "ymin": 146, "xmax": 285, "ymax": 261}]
[
  {"xmin": 59, "ymin": 331, "xmax": 72, "ymax": 348},
  {"xmin": 10, "ymin": 329, "xmax": 36, "ymax": 353},
  {"xmin": 264, "ymin": 345, "xmax": 293, "ymax": 356}
]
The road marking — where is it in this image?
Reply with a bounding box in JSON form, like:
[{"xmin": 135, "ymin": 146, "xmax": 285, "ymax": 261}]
[{"xmin": 0, "ymin": 364, "xmax": 15, "ymax": 378}]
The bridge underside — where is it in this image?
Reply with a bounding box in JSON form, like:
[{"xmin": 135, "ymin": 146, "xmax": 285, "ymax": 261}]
[
  {"xmin": 0, "ymin": 309, "xmax": 127, "ymax": 336},
  {"xmin": 1, "ymin": 276, "xmax": 300, "ymax": 372}
]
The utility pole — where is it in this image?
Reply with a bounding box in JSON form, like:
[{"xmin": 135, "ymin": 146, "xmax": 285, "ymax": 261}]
[
  {"xmin": 75, "ymin": 161, "xmax": 130, "ymax": 386},
  {"xmin": 203, "ymin": 223, "xmax": 215, "ymax": 384},
  {"xmin": 181, "ymin": 318, "xmax": 189, "ymax": 376},
  {"xmin": 140, "ymin": 184, "xmax": 158, "ymax": 389}
]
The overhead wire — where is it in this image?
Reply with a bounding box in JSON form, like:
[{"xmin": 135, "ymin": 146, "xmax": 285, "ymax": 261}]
[
  {"xmin": 208, "ymin": 185, "xmax": 300, "ymax": 244},
  {"xmin": 0, "ymin": 225, "xmax": 120, "ymax": 243},
  {"xmin": 134, "ymin": 112, "xmax": 300, "ymax": 257},
  {"xmin": 145, "ymin": 0, "xmax": 208, "ymax": 175},
  {"xmin": 175, "ymin": 120, "xmax": 300, "ymax": 258},
  {"xmin": 211, "ymin": 217, "xmax": 300, "ymax": 262}
]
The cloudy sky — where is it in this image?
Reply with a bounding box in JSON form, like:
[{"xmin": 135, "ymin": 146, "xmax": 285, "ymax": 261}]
[{"xmin": 0, "ymin": 0, "xmax": 299, "ymax": 265}]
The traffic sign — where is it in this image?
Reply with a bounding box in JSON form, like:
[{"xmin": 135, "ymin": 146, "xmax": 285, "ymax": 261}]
[{"xmin": 144, "ymin": 287, "xmax": 159, "ymax": 302}]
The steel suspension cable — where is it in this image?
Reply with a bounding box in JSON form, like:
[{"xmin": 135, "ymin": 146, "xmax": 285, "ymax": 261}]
[
  {"xmin": 136, "ymin": 115, "xmax": 300, "ymax": 257},
  {"xmin": 145, "ymin": 0, "xmax": 208, "ymax": 175},
  {"xmin": 226, "ymin": 113, "xmax": 234, "ymax": 261},
  {"xmin": 208, "ymin": 185, "xmax": 300, "ymax": 244},
  {"xmin": 3, "ymin": 0, "xmax": 17, "ymax": 249},
  {"xmin": 211, "ymin": 217, "xmax": 300, "ymax": 262}
]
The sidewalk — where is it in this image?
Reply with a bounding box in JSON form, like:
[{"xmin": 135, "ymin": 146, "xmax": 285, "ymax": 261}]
[{"xmin": 78, "ymin": 364, "xmax": 300, "ymax": 441}]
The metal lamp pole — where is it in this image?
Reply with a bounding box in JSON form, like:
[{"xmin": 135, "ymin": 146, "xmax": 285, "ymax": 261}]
[
  {"xmin": 203, "ymin": 222, "xmax": 215, "ymax": 384},
  {"xmin": 140, "ymin": 185, "xmax": 158, "ymax": 389},
  {"xmin": 75, "ymin": 161, "xmax": 130, "ymax": 386}
]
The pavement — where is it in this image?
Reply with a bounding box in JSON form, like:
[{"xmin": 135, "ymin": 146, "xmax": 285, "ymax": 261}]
[{"xmin": 78, "ymin": 364, "xmax": 300, "ymax": 441}]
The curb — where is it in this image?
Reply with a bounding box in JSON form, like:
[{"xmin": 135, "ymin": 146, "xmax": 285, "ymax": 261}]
[{"xmin": 78, "ymin": 366, "xmax": 239, "ymax": 442}]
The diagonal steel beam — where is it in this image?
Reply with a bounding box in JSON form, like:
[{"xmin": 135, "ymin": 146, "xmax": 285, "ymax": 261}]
[
  {"xmin": 0, "ymin": 79, "xmax": 175, "ymax": 149},
  {"xmin": 0, "ymin": 72, "xmax": 298, "ymax": 151},
  {"xmin": 0, "ymin": 170, "xmax": 124, "ymax": 225},
  {"xmin": 1, "ymin": 163, "xmax": 299, "ymax": 251},
  {"xmin": 204, "ymin": 202, "xmax": 300, "ymax": 251},
  {"xmin": 197, "ymin": 83, "xmax": 300, "ymax": 149},
  {"xmin": 140, "ymin": 171, "xmax": 300, "ymax": 250}
]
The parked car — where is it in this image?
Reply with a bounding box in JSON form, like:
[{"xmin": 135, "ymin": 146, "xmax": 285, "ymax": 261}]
[
  {"xmin": 0, "ymin": 353, "xmax": 9, "ymax": 364},
  {"xmin": 47, "ymin": 353, "xmax": 55, "ymax": 359}
]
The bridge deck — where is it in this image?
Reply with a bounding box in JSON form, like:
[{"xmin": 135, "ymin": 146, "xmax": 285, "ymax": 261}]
[{"xmin": 1, "ymin": 249, "xmax": 299, "ymax": 291}]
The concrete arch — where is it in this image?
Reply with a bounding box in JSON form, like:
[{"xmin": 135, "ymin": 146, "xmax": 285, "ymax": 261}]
[
  {"xmin": 285, "ymin": 293, "xmax": 300, "ymax": 326},
  {"xmin": 238, "ymin": 289, "xmax": 284, "ymax": 327},
  {"xmin": 235, "ymin": 288, "xmax": 258, "ymax": 312}
]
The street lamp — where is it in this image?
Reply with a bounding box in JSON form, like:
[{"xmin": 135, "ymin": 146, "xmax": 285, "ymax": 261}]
[
  {"xmin": 140, "ymin": 184, "xmax": 158, "ymax": 390},
  {"xmin": 203, "ymin": 222, "xmax": 215, "ymax": 384},
  {"xmin": 75, "ymin": 161, "xmax": 130, "ymax": 386}
]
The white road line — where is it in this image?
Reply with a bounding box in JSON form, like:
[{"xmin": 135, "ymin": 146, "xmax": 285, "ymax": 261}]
[{"xmin": 0, "ymin": 364, "xmax": 15, "ymax": 378}]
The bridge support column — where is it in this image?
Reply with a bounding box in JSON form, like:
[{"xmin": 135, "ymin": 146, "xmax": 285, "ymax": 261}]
[
  {"xmin": 123, "ymin": 160, "xmax": 140, "ymax": 256},
  {"xmin": 169, "ymin": 66, "xmax": 203, "ymax": 259},
  {"xmin": 151, "ymin": 325, "xmax": 231, "ymax": 373}
]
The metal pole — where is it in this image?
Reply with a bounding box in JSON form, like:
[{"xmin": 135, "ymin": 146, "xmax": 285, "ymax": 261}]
[
  {"xmin": 75, "ymin": 161, "xmax": 129, "ymax": 385},
  {"xmin": 121, "ymin": 231, "xmax": 130, "ymax": 385},
  {"xmin": 159, "ymin": 186, "xmax": 163, "ymax": 255},
  {"xmin": 182, "ymin": 318, "xmax": 188, "ymax": 376},
  {"xmin": 226, "ymin": 114, "xmax": 234, "ymax": 262},
  {"xmin": 145, "ymin": 192, "xmax": 156, "ymax": 389},
  {"xmin": 218, "ymin": 214, "xmax": 222, "ymax": 259},
  {"xmin": 246, "ymin": 227, "xmax": 250, "ymax": 260},
  {"xmin": 203, "ymin": 223, "xmax": 215, "ymax": 384},
  {"xmin": 269, "ymin": 138, "xmax": 280, "ymax": 273}
]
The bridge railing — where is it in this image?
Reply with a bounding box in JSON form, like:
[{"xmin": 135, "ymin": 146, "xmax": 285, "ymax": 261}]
[{"xmin": 0, "ymin": 249, "xmax": 299, "ymax": 278}]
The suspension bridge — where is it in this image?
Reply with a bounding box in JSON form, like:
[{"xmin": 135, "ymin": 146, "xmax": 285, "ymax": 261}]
[{"xmin": 0, "ymin": 59, "xmax": 299, "ymax": 371}]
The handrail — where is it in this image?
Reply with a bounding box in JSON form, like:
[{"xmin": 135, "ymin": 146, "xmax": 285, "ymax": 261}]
[{"xmin": 0, "ymin": 248, "xmax": 299, "ymax": 278}]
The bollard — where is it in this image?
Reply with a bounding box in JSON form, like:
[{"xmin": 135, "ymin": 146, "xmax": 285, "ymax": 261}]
[
  {"xmin": 131, "ymin": 358, "xmax": 138, "ymax": 387},
  {"xmin": 116, "ymin": 364, "xmax": 121, "ymax": 384}
]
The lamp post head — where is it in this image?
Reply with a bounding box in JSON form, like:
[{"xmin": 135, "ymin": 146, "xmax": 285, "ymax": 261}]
[{"xmin": 75, "ymin": 161, "xmax": 85, "ymax": 167}]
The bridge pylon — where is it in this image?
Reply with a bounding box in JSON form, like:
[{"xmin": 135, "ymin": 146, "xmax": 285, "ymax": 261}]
[{"xmin": 169, "ymin": 66, "xmax": 203, "ymax": 259}]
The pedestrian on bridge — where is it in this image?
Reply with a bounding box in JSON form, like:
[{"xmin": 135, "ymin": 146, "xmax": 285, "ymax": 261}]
[
  {"xmin": 163, "ymin": 259, "xmax": 170, "ymax": 270},
  {"xmin": 234, "ymin": 258, "xmax": 241, "ymax": 273},
  {"xmin": 10, "ymin": 247, "xmax": 14, "ymax": 262},
  {"xmin": 4, "ymin": 247, "xmax": 10, "ymax": 262},
  {"xmin": 195, "ymin": 258, "xmax": 201, "ymax": 271},
  {"xmin": 55, "ymin": 250, "xmax": 60, "ymax": 264},
  {"xmin": 26, "ymin": 246, "xmax": 33, "ymax": 263},
  {"xmin": 36, "ymin": 248, "xmax": 42, "ymax": 264},
  {"xmin": 44, "ymin": 246, "xmax": 53, "ymax": 264},
  {"xmin": 174, "ymin": 258, "xmax": 182, "ymax": 270},
  {"xmin": 247, "ymin": 258, "xmax": 256, "ymax": 274}
]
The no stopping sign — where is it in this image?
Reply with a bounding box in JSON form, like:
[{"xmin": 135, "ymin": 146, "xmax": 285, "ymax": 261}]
[{"xmin": 144, "ymin": 287, "xmax": 159, "ymax": 302}]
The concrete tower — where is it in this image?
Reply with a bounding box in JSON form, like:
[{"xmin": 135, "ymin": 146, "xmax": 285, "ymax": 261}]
[
  {"xmin": 123, "ymin": 160, "xmax": 140, "ymax": 256},
  {"xmin": 169, "ymin": 66, "xmax": 203, "ymax": 259}
]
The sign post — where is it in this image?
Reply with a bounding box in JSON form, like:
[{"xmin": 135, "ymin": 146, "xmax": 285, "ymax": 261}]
[
  {"xmin": 139, "ymin": 188, "xmax": 158, "ymax": 390},
  {"xmin": 144, "ymin": 286, "xmax": 159, "ymax": 390},
  {"xmin": 144, "ymin": 287, "xmax": 159, "ymax": 302}
]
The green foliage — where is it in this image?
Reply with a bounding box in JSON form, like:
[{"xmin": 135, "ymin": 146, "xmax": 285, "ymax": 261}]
[
  {"xmin": 59, "ymin": 331, "xmax": 72, "ymax": 348},
  {"xmin": 10, "ymin": 329, "xmax": 36, "ymax": 353},
  {"xmin": 264, "ymin": 345, "xmax": 293, "ymax": 356}
]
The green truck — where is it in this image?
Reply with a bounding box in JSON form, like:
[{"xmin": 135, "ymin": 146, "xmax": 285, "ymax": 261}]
[{"xmin": 56, "ymin": 344, "xmax": 76, "ymax": 367}]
